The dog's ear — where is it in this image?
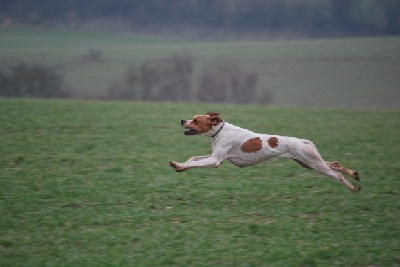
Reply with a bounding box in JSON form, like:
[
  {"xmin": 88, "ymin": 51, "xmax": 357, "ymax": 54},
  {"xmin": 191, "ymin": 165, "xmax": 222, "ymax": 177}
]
[
  {"xmin": 207, "ymin": 112, "xmax": 222, "ymax": 125},
  {"xmin": 207, "ymin": 112, "xmax": 220, "ymax": 117}
]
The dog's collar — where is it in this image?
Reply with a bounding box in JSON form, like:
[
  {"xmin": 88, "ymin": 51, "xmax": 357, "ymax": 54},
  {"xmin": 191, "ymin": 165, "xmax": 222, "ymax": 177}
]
[{"xmin": 212, "ymin": 122, "xmax": 225, "ymax": 138}]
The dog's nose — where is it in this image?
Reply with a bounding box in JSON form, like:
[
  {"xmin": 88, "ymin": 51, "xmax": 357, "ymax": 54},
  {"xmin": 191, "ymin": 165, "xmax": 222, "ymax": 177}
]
[{"xmin": 181, "ymin": 120, "xmax": 186, "ymax": 126}]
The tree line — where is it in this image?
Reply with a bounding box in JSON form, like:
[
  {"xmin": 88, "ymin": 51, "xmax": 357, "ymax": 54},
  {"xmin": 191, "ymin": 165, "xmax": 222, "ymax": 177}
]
[
  {"xmin": 1, "ymin": 0, "xmax": 399, "ymax": 37},
  {"xmin": 1, "ymin": 55, "xmax": 272, "ymax": 104},
  {"xmin": 108, "ymin": 53, "xmax": 271, "ymax": 104}
]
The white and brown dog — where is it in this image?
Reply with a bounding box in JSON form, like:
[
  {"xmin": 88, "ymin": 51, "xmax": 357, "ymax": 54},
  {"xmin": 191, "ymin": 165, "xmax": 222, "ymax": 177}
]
[{"xmin": 170, "ymin": 112, "xmax": 361, "ymax": 192}]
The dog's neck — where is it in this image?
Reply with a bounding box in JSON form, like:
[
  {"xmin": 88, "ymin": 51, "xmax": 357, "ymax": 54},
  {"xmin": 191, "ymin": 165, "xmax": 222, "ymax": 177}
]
[{"xmin": 211, "ymin": 122, "xmax": 225, "ymax": 138}]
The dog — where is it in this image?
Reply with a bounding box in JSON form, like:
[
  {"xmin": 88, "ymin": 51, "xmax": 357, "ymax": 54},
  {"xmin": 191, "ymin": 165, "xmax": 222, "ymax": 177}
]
[{"xmin": 169, "ymin": 112, "xmax": 361, "ymax": 192}]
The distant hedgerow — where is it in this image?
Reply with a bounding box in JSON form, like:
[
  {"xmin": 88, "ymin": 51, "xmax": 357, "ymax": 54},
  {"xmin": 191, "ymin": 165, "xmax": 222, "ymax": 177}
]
[
  {"xmin": 108, "ymin": 53, "xmax": 272, "ymax": 104},
  {"xmin": 197, "ymin": 61, "xmax": 272, "ymax": 104},
  {"xmin": 0, "ymin": 62, "xmax": 68, "ymax": 98},
  {"xmin": 108, "ymin": 54, "xmax": 193, "ymax": 102}
]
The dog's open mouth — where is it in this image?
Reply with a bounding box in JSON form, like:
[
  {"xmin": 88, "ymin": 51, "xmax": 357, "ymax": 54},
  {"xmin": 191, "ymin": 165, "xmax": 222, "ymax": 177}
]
[{"xmin": 184, "ymin": 128, "xmax": 196, "ymax": 135}]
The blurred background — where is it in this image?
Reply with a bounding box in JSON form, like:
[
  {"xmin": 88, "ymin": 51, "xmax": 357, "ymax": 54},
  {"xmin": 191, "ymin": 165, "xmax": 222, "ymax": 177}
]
[{"xmin": 0, "ymin": 0, "xmax": 399, "ymax": 108}]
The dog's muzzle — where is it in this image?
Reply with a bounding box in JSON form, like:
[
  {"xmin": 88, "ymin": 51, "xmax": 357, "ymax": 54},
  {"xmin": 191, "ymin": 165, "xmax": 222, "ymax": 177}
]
[{"xmin": 181, "ymin": 120, "xmax": 196, "ymax": 135}]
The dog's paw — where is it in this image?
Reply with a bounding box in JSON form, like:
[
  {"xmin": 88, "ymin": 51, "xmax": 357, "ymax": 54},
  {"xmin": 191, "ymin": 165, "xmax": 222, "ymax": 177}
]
[
  {"xmin": 169, "ymin": 160, "xmax": 177, "ymax": 169},
  {"xmin": 169, "ymin": 161, "xmax": 186, "ymax": 172},
  {"xmin": 352, "ymin": 171, "xmax": 360, "ymax": 181},
  {"xmin": 351, "ymin": 185, "xmax": 361, "ymax": 192}
]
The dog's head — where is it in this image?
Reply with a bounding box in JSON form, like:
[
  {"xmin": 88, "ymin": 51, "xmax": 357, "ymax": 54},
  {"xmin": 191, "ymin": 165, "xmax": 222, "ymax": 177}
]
[{"xmin": 180, "ymin": 112, "xmax": 223, "ymax": 136}]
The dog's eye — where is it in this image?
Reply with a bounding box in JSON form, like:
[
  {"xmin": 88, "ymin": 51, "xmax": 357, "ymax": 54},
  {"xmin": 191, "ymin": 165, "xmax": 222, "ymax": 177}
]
[{"xmin": 192, "ymin": 119, "xmax": 197, "ymax": 123}]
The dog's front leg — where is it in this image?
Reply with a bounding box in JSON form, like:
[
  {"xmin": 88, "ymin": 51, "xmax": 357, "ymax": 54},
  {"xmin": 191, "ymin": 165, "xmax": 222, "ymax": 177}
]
[
  {"xmin": 170, "ymin": 155, "xmax": 223, "ymax": 172},
  {"xmin": 186, "ymin": 155, "xmax": 212, "ymax": 163}
]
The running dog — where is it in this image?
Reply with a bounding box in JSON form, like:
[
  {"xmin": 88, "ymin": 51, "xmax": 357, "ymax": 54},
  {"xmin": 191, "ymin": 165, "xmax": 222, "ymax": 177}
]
[{"xmin": 170, "ymin": 112, "xmax": 360, "ymax": 192}]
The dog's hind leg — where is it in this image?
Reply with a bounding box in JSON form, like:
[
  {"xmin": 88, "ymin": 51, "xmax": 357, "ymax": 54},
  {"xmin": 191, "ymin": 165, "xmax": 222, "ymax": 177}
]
[
  {"xmin": 326, "ymin": 161, "xmax": 359, "ymax": 181},
  {"xmin": 312, "ymin": 161, "xmax": 361, "ymax": 192},
  {"xmin": 292, "ymin": 142, "xmax": 361, "ymax": 192}
]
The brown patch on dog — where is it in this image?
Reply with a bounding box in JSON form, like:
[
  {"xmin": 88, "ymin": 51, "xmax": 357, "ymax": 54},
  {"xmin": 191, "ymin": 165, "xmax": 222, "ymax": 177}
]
[
  {"xmin": 241, "ymin": 137, "xmax": 262, "ymax": 153},
  {"xmin": 268, "ymin": 137, "xmax": 279, "ymax": 148}
]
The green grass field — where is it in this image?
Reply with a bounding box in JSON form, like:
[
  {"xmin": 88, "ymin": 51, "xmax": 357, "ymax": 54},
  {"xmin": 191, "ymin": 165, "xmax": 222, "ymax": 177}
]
[
  {"xmin": 1, "ymin": 28, "xmax": 399, "ymax": 108},
  {"xmin": 1, "ymin": 98, "xmax": 399, "ymax": 266}
]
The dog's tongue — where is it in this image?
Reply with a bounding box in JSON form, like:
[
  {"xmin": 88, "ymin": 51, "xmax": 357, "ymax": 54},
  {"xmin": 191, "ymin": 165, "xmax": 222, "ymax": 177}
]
[{"xmin": 184, "ymin": 128, "xmax": 196, "ymax": 135}]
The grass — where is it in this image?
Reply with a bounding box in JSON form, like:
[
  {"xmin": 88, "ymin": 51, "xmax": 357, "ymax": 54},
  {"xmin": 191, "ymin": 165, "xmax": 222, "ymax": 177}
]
[
  {"xmin": 1, "ymin": 28, "xmax": 399, "ymax": 108},
  {"xmin": 0, "ymin": 98, "xmax": 399, "ymax": 266}
]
